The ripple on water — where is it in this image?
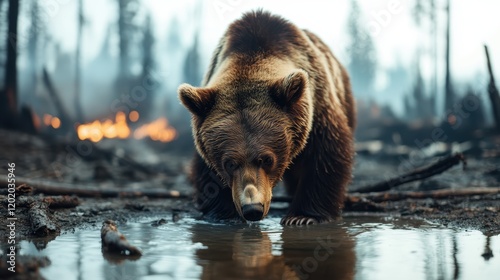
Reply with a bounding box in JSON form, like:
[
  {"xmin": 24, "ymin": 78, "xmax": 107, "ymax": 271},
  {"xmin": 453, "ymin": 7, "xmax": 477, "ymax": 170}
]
[{"xmin": 14, "ymin": 215, "xmax": 500, "ymax": 280}]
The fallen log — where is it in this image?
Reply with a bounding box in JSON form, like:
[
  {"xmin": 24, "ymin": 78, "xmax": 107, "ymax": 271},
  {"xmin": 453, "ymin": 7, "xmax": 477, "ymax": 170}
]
[
  {"xmin": 41, "ymin": 195, "xmax": 80, "ymax": 208},
  {"xmin": 344, "ymin": 196, "xmax": 385, "ymax": 211},
  {"xmin": 28, "ymin": 201, "xmax": 58, "ymax": 236},
  {"xmin": 350, "ymin": 187, "xmax": 500, "ymax": 203},
  {"xmin": 272, "ymin": 187, "xmax": 500, "ymax": 206},
  {"xmin": 0, "ymin": 175, "xmax": 187, "ymax": 199},
  {"xmin": 352, "ymin": 153, "xmax": 466, "ymax": 193},
  {"xmin": 14, "ymin": 195, "xmax": 80, "ymax": 208}
]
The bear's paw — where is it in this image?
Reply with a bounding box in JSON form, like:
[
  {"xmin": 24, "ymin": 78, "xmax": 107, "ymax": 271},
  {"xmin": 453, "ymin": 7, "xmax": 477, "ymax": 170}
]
[{"xmin": 281, "ymin": 216, "xmax": 322, "ymax": 226}]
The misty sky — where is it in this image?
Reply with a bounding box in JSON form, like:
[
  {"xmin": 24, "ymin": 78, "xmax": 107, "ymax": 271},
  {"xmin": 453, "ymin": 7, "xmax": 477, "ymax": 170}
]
[{"xmin": 22, "ymin": 0, "xmax": 500, "ymax": 114}]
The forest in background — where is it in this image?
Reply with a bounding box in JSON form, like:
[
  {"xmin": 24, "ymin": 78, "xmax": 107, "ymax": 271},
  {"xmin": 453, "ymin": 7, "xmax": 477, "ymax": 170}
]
[{"xmin": 0, "ymin": 0, "xmax": 498, "ymax": 148}]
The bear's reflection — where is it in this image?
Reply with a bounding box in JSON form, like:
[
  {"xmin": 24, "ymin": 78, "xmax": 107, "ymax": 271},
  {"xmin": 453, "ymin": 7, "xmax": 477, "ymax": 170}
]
[{"xmin": 191, "ymin": 222, "xmax": 355, "ymax": 280}]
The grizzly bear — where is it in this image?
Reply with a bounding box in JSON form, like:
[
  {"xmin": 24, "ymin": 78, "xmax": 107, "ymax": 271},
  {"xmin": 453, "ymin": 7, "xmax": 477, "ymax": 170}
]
[{"xmin": 178, "ymin": 10, "xmax": 355, "ymax": 225}]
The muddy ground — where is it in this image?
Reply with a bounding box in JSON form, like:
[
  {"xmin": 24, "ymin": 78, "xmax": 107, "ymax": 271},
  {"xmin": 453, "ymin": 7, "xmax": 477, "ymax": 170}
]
[{"xmin": 0, "ymin": 128, "xmax": 499, "ymax": 278}]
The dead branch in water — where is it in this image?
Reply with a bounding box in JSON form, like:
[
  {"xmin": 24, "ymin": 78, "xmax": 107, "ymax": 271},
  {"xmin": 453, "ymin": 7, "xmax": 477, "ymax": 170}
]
[
  {"xmin": 101, "ymin": 220, "xmax": 142, "ymax": 260},
  {"xmin": 353, "ymin": 153, "xmax": 466, "ymax": 193}
]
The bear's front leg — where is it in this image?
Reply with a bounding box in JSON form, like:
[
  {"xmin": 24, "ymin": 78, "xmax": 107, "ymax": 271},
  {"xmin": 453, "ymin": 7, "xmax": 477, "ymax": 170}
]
[
  {"xmin": 191, "ymin": 153, "xmax": 241, "ymax": 221},
  {"xmin": 281, "ymin": 127, "xmax": 354, "ymax": 226}
]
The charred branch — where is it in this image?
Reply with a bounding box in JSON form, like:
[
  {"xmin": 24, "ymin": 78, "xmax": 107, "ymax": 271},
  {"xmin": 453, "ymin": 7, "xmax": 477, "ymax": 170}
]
[
  {"xmin": 353, "ymin": 153, "xmax": 466, "ymax": 193},
  {"xmin": 484, "ymin": 45, "xmax": 500, "ymax": 131},
  {"xmin": 101, "ymin": 220, "xmax": 142, "ymax": 258},
  {"xmin": 28, "ymin": 201, "xmax": 59, "ymax": 236},
  {"xmin": 274, "ymin": 187, "xmax": 500, "ymax": 206},
  {"xmin": 349, "ymin": 187, "xmax": 500, "ymax": 203},
  {"xmin": 0, "ymin": 175, "xmax": 187, "ymax": 199},
  {"xmin": 13, "ymin": 195, "xmax": 81, "ymax": 209}
]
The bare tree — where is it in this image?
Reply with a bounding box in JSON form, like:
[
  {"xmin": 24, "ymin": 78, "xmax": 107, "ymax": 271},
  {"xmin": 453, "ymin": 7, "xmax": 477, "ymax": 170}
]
[
  {"xmin": 485, "ymin": 45, "xmax": 500, "ymax": 131},
  {"xmin": 137, "ymin": 14, "xmax": 155, "ymax": 121},
  {"xmin": 27, "ymin": 1, "xmax": 41, "ymax": 107},
  {"xmin": 182, "ymin": 32, "xmax": 202, "ymax": 86},
  {"xmin": 75, "ymin": 0, "xmax": 84, "ymax": 121},
  {"xmin": 117, "ymin": 0, "xmax": 137, "ymax": 80},
  {"xmin": 412, "ymin": 0, "xmax": 438, "ymax": 118},
  {"xmin": 444, "ymin": 0, "xmax": 455, "ymax": 112},
  {"xmin": 115, "ymin": 0, "xmax": 138, "ymax": 102},
  {"xmin": 0, "ymin": 0, "xmax": 19, "ymax": 129},
  {"xmin": 346, "ymin": 0, "xmax": 377, "ymax": 99}
]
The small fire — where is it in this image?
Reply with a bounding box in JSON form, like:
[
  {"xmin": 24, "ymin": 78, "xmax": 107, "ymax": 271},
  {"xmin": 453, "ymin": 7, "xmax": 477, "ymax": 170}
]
[
  {"xmin": 77, "ymin": 112, "xmax": 130, "ymax": 142},
  {"xmin": 76, "ymin": 111, "xmax": 176, "ymax": 143},
  {"xmin": 133, "ymin": 117, "xmax": 176, "ymax": 142}
]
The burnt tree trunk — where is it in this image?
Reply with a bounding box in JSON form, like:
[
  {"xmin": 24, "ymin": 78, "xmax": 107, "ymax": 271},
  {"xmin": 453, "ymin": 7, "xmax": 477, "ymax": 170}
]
[
  {"xmin": 430, "ymin": 0, "xmax": 438, "ymax": 116},
  {"xmin": 75, "ymin": 0, "xmax": 84, "ymax": 122},
  {"xmin": 484, "ymin": 45, "xmax": 500, "ymax": 131},
  {"xmin": 444, "ymin": 0, "xmax": 454, "ymax": 112},
  {"xmin": 0, "ymin": 0, "xmax": 19, "ymax": 129},
  {"xmin": 117, "ymin": 0, "xmax": 132, "ymax": 80}
]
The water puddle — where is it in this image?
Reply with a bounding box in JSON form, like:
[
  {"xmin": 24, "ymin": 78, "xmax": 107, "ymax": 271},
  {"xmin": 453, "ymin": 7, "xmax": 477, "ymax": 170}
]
[{"xmin": 18, "ymin": 216, "xmax": 500, "ymax": 280}]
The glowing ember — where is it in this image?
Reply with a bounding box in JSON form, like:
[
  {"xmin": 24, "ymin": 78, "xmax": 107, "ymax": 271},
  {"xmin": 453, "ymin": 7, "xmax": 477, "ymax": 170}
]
[
  {"xmin": 42, "ymin": 114, "xmax": 61, "ymax": 129},
  {"xmin": 129, "ymin": 111, "xmax": 139, "ymax": 122},
  {"xmin": 51, "ymin": 117, "xmax": 61, "ymax": 129},
  {"xmin": 76, "ymin": 112, "xmax": 176, "ymax": 143},
  {"xmin": 134, "ymin": 117, "xmax": 177, "ymax": 142}
]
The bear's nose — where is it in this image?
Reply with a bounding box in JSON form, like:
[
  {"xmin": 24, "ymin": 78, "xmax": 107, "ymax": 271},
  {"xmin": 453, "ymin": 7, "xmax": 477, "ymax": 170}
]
[{"xmin": 242, "ymin": 203, "xmax": 264, "ymax": 221}]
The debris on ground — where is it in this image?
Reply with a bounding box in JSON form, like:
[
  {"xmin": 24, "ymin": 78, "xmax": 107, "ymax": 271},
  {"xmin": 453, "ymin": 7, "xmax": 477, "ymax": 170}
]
[{"xmin": 101, "ymin": 220, "xmax": 142, "ymax": 259}]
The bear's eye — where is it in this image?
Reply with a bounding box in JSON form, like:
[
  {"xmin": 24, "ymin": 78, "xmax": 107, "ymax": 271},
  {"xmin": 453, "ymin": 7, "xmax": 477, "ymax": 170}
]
[
  {"xmin": 258, "ymin": 155, "xmax": 274, "ymax": 169},
  {"xmin": 224, "ymin": 160, "xmax": 239, "ymax": 174}
]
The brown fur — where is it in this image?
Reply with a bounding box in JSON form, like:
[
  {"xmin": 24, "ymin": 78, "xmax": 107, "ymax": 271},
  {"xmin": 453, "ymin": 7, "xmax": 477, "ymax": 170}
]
[{"xmin": 178, "ymin": 10, "xmax": 355, "ymax": 225}]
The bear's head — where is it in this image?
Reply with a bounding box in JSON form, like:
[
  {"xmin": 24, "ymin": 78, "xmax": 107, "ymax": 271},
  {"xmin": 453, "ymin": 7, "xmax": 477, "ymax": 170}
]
[{"xmin": 178, "ymin": 69, "xmax": 312, "ymax": 221}]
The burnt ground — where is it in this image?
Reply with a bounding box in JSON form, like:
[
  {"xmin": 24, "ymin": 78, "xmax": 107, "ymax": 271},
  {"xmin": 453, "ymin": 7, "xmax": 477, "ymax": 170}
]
[{"xmin": 0, "ymin": 128, "xmax": 499, "ymax": 278}]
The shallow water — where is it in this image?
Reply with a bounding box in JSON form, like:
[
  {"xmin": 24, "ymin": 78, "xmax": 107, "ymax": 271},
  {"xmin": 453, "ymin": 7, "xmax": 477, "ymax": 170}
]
[{"xmin": 19, "ymin": 215, "xmax": 500, "ymax": 280}]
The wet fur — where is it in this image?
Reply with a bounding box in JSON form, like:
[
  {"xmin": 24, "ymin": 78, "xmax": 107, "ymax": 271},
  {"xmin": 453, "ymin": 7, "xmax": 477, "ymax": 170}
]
[{"xmin": 182, "ymin": 10, "xmax": 355, "ymax": 224}]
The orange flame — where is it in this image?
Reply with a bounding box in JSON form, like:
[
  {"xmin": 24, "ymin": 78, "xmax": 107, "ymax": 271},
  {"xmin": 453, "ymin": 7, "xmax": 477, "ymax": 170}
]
[
  {"xmin": 77, "ymin": 112, "xmax": 130, "ymax": 142},
  {"xmin": 134, "ymin": 117, "xmax": 177, "ymax": 142},
  {"xmin": 51, "ymin": 117, "xmax": 61, "ymax": 129},
  {"xmin": 76, "ymin": 112, "xmax": 176, "ymax": 143}
]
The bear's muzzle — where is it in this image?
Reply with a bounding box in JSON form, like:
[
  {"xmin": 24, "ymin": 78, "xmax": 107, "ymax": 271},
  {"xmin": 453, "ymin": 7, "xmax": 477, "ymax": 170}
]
[
  {"xmin": 240, "ymin": 184, "xmax": 264, "ymax": 221},
  {"xmin": 242, "ymin": 203, "xmax": 264, "ymax": 221}
]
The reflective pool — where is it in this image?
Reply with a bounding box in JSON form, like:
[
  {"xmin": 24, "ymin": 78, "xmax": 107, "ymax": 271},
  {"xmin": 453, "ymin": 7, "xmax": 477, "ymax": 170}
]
[{"xmin": 18, "ymin": 215, "xmax": 500, "ymax": 280}]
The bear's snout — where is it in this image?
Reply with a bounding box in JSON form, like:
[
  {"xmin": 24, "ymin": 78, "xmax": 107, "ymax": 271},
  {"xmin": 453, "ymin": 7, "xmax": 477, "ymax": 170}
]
[
  {"xmin": 236, "ymin": 183, "xmax": 268, "ymax": 221},
  {"xmin": 242, "ymin": 203, "xmax": 264, "ymax": 221},
  {"xmin": 241, "ymin": 184, "xmax": 261, "ymax": 204}
]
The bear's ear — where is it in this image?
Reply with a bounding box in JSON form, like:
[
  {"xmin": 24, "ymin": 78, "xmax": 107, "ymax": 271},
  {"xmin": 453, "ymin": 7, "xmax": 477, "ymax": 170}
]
[
  {"xmin": 178, "ymin": 84, "xmax": 217, "ymax": 116},
  {"xmin": 271, "ymin": 70, "xmax": 308, "ymax": 109}
]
